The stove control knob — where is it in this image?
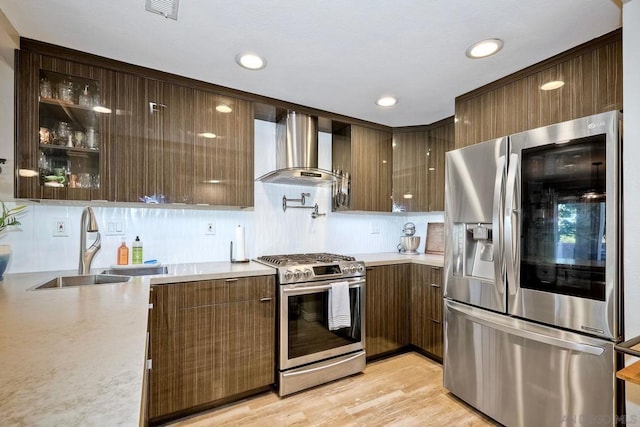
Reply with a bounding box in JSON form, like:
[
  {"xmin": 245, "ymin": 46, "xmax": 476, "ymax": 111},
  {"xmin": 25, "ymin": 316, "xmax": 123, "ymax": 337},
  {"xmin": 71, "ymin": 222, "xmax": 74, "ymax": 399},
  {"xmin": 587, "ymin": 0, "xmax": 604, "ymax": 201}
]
[
  {"xmin": 344, "ymin": 265, "xmax": 353, "ymax": 274},
  {"xmin": 294, "ymin": 269, "xmax": 303, "ymax": 280},
  {"xmin": 304, "ymin": 269, "xmax": 313, "ymax": 278},
  {"xmin": 284, "ymin": 270, "xmax": 293, "ymax": 281},
  {"xmin": 357, "ymin": 265, "xmax": 365, "ymax": 274}
]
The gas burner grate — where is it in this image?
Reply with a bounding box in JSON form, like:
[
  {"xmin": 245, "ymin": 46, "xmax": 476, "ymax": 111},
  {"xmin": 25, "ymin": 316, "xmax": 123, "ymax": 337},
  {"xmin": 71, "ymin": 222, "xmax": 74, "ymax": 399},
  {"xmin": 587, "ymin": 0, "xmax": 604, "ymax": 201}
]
[{"xmin": 257, "ymin": 252, "xmax": 356, "ymax": 266}]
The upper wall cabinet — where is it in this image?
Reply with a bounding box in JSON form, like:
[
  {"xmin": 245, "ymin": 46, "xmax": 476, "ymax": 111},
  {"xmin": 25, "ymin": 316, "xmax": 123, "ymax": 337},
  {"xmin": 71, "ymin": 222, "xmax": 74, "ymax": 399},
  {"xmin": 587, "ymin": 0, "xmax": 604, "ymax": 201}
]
[
  {"xmin": 112, "ymin": 75, "xmax": 195, "ymax": 204},
  {"xmin": 15, "ymin": 43, "xmax": 255, "ymax": 207},
  {"xmin": 392, "ymin": 118, "xmax": 454, "ymax": 212},
  {"xmin": 16, "ymin": 51, "xmax": 115, "ymax": 201},
  {"xmin": 193, "ymin": 91, "xmax": 254, "ymax": 207},
  {"xmin": 455, "ymin": 29, "xmax": 622, "ymax": 148},
  {"xmin": 332, "ymin": 125, "xmax": 393, "ymax": 212}
]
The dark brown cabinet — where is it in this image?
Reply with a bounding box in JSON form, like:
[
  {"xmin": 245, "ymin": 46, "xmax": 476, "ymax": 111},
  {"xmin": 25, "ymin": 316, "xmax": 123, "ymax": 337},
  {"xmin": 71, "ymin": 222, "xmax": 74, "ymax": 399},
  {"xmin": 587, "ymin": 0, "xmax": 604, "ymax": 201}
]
[
  {"xmin": 410, "ymin": 264, "xmax": 443, "ymax": 359},
  {"xmin": 193, "ymin": 91, "xmax": 254, "ymax": 207},
  {"xmin": 392, "ymin": 119, "xmax": 454, "ymax": 212},
  {"xmin": 148, "ymin": 276, "xmax": 275, "ymax": 422},
  {"xmin": 365, "ymin": 264, "xmax": 410, "ymax": 358},
  {"xmin": 455, "ymin": 30, "xmax": 621, "ymax": 149},
  {"xmin": 113, "ymin": 76, "xmax": 194, "ymax": 203},
  {"xmin": 16, "ymin": 51, "xmax": 114, "ymax": 200},
  {"xmin": 333, "ymin": 125, "xmax": 393, "ymax": 212},
  {"xmin": 16, "ymin": 42, "xmax": 255, "ymax": 207}
]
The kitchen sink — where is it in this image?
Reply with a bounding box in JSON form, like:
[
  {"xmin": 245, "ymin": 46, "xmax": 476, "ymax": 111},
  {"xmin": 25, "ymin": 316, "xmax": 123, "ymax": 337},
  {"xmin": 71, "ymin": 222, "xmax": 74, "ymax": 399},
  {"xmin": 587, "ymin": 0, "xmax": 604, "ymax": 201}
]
[
  {"xmin": 32, "ymin": 274, "xmax": 132, "ymax": 290},
  {"xmin": 101, "ymin": 265, "xmax": 168, "ymax": 276}
]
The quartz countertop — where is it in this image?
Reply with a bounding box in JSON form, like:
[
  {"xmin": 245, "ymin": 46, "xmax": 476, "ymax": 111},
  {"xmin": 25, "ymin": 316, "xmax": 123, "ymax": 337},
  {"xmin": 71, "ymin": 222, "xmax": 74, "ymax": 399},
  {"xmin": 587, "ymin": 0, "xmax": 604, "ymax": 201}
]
[
  {"xmin": 0, "ymin": 255, "xmax": 442, "ymax": 425},
  {"xmin": 0, "ymin": 260, "xmax": 275, "ymax": 426},
  {"xmin": 352, "ymin": 252, "xmax": 444, "ymax": 267}
]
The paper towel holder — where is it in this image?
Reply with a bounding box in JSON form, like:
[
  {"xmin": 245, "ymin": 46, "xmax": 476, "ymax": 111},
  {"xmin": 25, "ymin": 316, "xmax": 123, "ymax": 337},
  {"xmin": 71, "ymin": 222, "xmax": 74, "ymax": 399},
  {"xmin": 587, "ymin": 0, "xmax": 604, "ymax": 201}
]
[{"xmin": 229, "ymin": 241, "xmax": 250, "ymax": 263}]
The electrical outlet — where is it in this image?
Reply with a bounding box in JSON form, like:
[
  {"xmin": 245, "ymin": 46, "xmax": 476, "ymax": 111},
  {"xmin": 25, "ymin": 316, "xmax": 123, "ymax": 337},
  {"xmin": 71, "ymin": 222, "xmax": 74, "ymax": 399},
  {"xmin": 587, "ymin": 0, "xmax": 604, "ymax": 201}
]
[
  {"xmin": 105, "ymin": 220, "xmax": 125, "ymax": 236},
  {"xmin": 205, "ymin": 221, "xmax": 216, "ymax": 235},
  {"xmin": 53, "ymin": 219, "xmax": 68, "ymax": 237},
  {"xmin": 370, "ymin": 222, "xmax": 380, "ymax": 234}
]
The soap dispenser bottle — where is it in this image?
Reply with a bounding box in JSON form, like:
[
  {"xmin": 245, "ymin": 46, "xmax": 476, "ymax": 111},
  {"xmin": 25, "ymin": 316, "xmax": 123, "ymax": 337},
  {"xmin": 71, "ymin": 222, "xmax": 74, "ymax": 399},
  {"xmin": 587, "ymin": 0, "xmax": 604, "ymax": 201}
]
[
  {"xmin": 117, "ymin": 238, "xmax": 129, "ymax": 265},
  {"xmin": 132, "ymin": 236, "xmax": 143, "ymax": 265}
]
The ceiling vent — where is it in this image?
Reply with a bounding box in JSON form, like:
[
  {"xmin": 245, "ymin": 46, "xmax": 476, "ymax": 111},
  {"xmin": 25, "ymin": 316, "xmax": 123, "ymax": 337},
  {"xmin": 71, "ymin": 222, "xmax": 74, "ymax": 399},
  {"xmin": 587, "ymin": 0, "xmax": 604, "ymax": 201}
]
[{"xmin": 145, "ymin": 0, "xmax": 179, "ymax": 20}]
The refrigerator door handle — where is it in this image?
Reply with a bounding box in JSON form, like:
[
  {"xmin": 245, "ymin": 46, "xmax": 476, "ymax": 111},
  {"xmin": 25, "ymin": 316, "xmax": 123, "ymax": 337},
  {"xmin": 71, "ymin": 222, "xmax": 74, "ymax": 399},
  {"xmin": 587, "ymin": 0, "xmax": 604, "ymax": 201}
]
[
  {"xmin": 447, "ymin": 301, "xmax": 605, "ymax": 356},
  {"xmin": 493, "ymin": 155, "xmax": 506, "ymax": 295},
  {"xmin": 504, "ymin": 153, "xmax": 520, "ymax": 295}
]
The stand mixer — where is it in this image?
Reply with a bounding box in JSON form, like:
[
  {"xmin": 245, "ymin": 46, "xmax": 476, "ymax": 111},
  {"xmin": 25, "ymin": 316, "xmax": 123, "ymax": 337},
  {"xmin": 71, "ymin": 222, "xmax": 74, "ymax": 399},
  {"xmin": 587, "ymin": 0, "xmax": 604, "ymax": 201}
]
[{"xmin": 397, "ymin": 222, "xmax": 420, "ymax": 255}]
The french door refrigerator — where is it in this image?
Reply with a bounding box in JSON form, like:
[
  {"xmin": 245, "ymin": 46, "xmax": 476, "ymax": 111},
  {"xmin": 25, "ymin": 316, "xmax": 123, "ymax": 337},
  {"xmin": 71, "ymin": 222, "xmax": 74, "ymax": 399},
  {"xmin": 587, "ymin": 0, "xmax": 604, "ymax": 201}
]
[{"xmin": 443, "ymin": 110, "xmax": 623, "ymax": 427}]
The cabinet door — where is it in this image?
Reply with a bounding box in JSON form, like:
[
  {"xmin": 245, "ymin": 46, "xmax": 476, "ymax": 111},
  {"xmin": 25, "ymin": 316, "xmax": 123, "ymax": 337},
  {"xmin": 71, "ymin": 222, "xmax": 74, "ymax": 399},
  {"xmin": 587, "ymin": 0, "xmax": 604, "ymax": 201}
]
[
  {"xmin": 113, "ymin": 77, "xmax": 194, "ymax": 203},
  {"xmin": 16, "ymin": 51, "xmax": 114, "ymax": 201},
  {"xmin": 148, "ymin": 80, "xmax": 194, "ymax": 204},
  {"xmin": 350, "ymin": 126, "xmax": 392, "ymax": 212},
  {"xmin": 113, "ymin": 73, "xmax": 150, "ymax": 202},
  {"xmin": 392, "ymin": 130, "xmax": 429, "ymax": 212},
  {"xmin": 149, "ymin": 276, "xmax": 275, "ymax": 421},
  {"xmin": 365, "ymin": 264, "xmax": 410, "ymax": 357},
  {"xmin": 193, "ymin": 91, "xmax": 254, "ymax": 207},
  {"xmin": 426, "ymin": 122, "xmax": 454, "ymax": 212},
  {"xmin": 411, "ymin": 265, "xmax": 443, "ymax": 359}
]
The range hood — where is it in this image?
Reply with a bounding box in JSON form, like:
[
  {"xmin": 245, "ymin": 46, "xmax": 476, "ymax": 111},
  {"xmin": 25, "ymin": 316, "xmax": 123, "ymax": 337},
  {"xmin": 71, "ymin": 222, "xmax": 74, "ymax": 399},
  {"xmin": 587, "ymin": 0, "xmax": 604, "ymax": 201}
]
[{"xmin": 256, "ymin": 111, "xmax": 344, "ymax": 186}]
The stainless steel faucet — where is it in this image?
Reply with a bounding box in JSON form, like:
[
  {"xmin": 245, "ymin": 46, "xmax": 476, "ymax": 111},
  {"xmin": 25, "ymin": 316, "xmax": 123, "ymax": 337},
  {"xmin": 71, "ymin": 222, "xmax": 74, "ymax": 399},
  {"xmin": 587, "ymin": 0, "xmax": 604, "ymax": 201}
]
[{"xmin": 79, "ymin": 207, "xmax": 101, "ymax": 275}]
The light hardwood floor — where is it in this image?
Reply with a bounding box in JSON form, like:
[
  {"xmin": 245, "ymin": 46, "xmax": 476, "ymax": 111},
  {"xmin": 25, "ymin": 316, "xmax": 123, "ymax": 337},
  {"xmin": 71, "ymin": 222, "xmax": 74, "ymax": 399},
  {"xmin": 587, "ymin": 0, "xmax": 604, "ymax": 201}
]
[{"xmin": 168, "ymin": 352, "xmax": 496, "ymax": 426}]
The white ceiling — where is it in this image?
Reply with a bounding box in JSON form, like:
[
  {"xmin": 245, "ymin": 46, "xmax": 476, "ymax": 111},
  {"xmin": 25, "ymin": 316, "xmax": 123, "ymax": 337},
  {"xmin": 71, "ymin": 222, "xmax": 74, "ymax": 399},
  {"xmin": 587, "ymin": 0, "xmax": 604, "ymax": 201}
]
[{"xmin": 0, "ymin": 0, "xmax": 622, "ymax": 127}]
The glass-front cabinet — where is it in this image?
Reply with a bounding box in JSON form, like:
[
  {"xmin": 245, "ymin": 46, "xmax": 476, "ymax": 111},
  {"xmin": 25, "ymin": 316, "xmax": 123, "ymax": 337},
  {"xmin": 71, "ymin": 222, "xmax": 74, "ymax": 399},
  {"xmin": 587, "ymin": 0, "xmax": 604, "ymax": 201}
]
[
  {"xmin": 16, "ymin": 51, "xmax": 114, "ymax": 201},
  {"xmin": 16, "ymin": 44, "xmax": 255, "ymax": 206}
]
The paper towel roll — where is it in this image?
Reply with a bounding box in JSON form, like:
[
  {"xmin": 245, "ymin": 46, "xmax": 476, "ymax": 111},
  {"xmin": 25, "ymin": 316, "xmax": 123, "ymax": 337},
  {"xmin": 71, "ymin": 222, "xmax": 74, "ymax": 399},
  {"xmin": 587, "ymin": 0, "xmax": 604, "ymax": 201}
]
[{"xmin": 234, "ymin": 225, "xmax": 246, "ymax": 260}]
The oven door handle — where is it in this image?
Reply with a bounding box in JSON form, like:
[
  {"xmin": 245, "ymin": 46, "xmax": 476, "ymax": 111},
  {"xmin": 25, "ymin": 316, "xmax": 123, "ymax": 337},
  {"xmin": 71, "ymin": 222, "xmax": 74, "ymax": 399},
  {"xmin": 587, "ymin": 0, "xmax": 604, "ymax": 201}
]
[
  {"xmin": 282, "ymin": 280, "xmax": 365, "ymax": 294},
  {"xmin": 281, "ymin": 352, "xmax": 365, "ymax": 377}
]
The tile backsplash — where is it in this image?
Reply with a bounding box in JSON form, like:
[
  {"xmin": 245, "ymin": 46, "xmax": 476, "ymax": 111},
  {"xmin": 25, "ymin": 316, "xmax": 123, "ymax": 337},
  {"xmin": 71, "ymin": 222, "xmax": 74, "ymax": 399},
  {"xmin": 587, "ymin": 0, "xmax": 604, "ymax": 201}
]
[{"xmin": 2, "ymin": 120, "xmax": 443, "ymax": 274}]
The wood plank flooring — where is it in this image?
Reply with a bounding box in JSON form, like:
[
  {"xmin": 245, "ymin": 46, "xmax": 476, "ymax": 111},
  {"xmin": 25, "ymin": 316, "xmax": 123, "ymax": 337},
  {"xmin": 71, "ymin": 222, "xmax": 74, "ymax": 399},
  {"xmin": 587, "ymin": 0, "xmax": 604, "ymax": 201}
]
[{"xmin": 167, "ymin": 352, "xmax": 496, "ymax": 426}]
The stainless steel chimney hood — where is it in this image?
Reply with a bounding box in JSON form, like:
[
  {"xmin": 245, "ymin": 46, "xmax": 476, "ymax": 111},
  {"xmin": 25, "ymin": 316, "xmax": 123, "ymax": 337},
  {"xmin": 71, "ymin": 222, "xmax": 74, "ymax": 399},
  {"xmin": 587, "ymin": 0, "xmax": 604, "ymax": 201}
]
[{"xmin": 256, "ymin": 111, "xmax": 344, "ymax": 186}]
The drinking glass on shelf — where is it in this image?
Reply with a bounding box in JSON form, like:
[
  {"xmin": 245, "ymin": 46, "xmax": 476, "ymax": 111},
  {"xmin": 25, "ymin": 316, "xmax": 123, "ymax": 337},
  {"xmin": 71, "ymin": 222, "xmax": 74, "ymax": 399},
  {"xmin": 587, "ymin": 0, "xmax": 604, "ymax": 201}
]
[
  {"xmin": 78, "ymin": 173, "xmax": 91, "ymax": 188},
  {"xmin": 57, "ymin": 78, "xmax": 74, "ymax": 103},
  {"xmin": 39, "ymin": 77, "xmax": 52, "ymax": 99},
  {"xmin": 56, "ymin": 122, "xmax": 70, "ymax": 145}
]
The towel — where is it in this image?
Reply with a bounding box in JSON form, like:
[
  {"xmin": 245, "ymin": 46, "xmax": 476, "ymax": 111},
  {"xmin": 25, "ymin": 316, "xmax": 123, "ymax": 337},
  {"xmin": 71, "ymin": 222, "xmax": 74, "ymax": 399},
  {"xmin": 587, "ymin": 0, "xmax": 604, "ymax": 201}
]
[{"xmin": 328, "ymin": 281, "xmax": 351, "ymax": 330}]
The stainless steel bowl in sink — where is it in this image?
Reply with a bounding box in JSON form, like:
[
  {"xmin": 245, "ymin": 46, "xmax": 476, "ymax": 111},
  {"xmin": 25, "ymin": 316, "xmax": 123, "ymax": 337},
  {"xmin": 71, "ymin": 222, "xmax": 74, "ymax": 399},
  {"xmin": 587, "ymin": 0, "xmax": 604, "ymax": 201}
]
[
  {"xmin": 32, "ymin": 274, "xmax": 132, "ymax": 290},
  {"xmin": 101, "ymin": 265, "xmax": 168, "ymax": 276}
]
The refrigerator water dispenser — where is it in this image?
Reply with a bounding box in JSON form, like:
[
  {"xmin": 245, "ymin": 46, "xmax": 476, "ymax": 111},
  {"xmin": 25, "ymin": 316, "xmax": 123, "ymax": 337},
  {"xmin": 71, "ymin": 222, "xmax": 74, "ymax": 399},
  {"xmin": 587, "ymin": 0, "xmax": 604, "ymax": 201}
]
[{"xmin": 451, "ymin": 223, "xmax": 494, "ymax": 281}]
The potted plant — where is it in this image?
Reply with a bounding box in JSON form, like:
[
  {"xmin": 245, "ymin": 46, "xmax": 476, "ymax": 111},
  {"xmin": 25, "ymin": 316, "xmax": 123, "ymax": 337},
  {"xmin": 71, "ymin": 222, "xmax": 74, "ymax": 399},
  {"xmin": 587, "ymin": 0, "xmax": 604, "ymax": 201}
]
[{"xmin": 0, "ymin": 201, "xmax": 27, "ymax": 280}]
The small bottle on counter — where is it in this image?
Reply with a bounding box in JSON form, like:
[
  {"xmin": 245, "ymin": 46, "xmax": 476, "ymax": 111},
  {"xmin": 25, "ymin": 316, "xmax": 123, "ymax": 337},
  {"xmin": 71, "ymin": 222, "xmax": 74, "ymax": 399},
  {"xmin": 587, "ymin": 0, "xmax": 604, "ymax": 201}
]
[
  {"xmin": 132, "ymin": 236, "xmax": 143, "ymax": 265},
  {"xmin": 117, "ymin": 238, "xmax": 129, "ymax": 265}
]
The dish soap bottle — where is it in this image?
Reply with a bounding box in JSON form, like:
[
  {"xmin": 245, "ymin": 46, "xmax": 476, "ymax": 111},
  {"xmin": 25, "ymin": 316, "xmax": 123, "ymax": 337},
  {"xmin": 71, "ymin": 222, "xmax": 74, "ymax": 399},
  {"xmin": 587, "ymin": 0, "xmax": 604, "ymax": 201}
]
[
  {"xmin": 132, "ymin": 236, "xmax": 143, "ymax": 265},
  {"xmin": 117, "ymin": 239, "xmax": 129, "ymax": 265}
]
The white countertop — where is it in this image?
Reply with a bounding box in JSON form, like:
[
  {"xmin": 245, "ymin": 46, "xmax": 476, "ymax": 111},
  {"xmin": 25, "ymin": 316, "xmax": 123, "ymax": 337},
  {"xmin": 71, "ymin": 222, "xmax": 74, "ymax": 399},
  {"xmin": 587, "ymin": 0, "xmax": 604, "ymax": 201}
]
[
  {"xmin": 0, "ymin": 261, "xmax": 275, "ymax": 426},
  {"xmin": 0, "ymin": 255, "xmax": 441, "ymax": 425},
  {"xmin": 353, "ymin": 252, "xmax": 444, "ymax": 267}
]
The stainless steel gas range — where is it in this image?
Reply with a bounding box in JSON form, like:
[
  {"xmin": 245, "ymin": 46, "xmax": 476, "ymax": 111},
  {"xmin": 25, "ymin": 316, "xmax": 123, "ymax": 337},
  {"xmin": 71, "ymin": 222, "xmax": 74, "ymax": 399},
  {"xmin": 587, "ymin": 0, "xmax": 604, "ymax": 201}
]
[{"xmin": 255, "ymin": 253, "xmax": 366, "ymax": 396}]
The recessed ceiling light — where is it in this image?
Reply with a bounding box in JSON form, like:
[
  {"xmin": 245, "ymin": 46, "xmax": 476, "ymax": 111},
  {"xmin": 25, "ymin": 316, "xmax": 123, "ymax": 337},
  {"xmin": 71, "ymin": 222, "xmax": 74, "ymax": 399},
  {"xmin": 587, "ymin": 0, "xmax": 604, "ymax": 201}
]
[
  {"xmin": 540, "ymin": 80, "xmax": 565, "ymax": 91},
  {"xmin": 198, "ymin": 132, "xmax": 217, "ymax": 139},
  {"xmin": 376, "ymin": 96, "xmax": 397, "ymax": 107},
  {"xmin": 466, "ymin": 38, "xmax": 504, "ymax": 59},
  {"xmin": 403, "ymin": 193, "xmax": 413, "ymax": 199},
  {"xmin": 216, "ymin": 104, "xmax": 233, "ymax": 113},
  {"xmin": 236, "ymin": 53, "xmax": 267, "ymax": 70},
  {"xmin": 204, "ymin": 179, "xmax": 221, "ymax": 184}
]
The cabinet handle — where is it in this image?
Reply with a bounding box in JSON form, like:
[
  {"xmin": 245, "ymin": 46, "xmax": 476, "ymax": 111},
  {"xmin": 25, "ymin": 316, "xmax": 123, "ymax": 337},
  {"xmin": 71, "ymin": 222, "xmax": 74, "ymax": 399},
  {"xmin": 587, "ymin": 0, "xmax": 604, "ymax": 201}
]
[
  {"xmin": 225, "ymin": 278, "xmax": 238, "ymax": 283},
  {"xmin": 431, "ymin": 319, "xmax": 442, "ymax": 324},
  {"xmin": 149, "ymin": 102, "xmax": 167, "ymax": 113},
  {"xmin": 260, "ymin": 297, "xmax": 273, "ymax": 302},
  {"xmin": 430, "ymin": 283, "xmax": 441, "ymax": 288}
]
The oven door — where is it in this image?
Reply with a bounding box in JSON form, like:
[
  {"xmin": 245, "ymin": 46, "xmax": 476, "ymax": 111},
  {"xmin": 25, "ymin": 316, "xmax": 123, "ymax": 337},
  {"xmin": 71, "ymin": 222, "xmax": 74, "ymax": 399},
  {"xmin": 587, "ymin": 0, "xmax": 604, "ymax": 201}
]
[
  {"xmin": 507, "ymin": 111, "xmax": 621, "ymax": 339},
  {"xmin": 279, "ymin": 277, "xmax": 365, "ymax": 370}
]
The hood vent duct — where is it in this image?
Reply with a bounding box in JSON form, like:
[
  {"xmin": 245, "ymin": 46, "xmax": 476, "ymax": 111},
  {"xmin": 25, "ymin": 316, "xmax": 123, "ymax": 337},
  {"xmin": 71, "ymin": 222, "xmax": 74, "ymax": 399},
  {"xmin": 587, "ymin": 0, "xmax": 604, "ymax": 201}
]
[{"xmin": 256, "ymin": 111, "xmax": 345, "ymax": 186}]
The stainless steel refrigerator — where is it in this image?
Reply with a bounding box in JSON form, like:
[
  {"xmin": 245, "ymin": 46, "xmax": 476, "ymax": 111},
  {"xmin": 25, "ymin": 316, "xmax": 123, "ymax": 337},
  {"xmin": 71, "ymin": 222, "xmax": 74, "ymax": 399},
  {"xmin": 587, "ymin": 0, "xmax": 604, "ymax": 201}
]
[{"xmin": 443, "ymin": 110, "xmax": 623, "ymax": 426}]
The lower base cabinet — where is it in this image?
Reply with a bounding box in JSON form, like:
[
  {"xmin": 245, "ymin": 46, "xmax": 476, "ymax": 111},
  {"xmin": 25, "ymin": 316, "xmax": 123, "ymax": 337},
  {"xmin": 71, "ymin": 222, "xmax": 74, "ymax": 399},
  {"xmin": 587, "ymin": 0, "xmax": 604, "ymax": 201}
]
[
  {"xmin": 365, "ymin": 264, "xmax": 411, "ymax": 358},
  {"xmin": 148, "ymin": 276, "xmax": 275, "ymax": 422},
  {"xmin": 411, "ymin": 265, "xmax": 443, "ymax": 359}
]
